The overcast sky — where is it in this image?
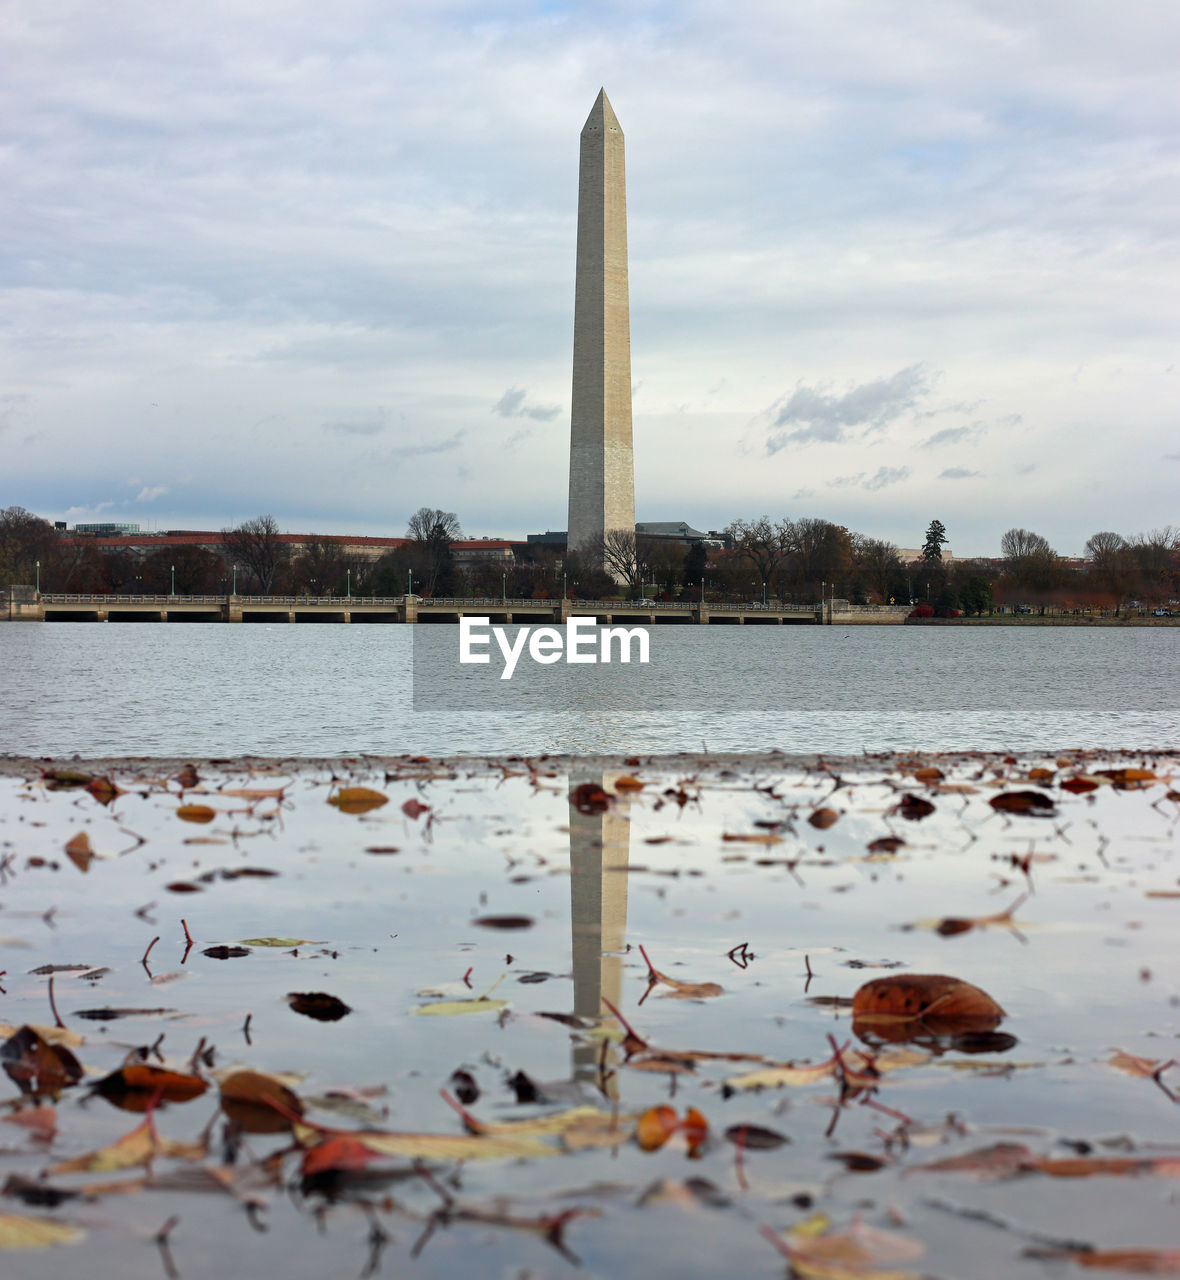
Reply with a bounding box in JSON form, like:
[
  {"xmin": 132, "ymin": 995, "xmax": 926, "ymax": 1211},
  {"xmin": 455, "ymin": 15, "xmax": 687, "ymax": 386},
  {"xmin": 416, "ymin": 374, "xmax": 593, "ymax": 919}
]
[{"xmin": 3, "ymin": 0, "xmax": 1177, "ymax": 556}]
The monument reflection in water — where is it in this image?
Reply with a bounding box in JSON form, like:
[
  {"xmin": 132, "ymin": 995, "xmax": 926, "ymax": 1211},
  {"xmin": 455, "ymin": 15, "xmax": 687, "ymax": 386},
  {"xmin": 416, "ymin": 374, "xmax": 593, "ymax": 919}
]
[{"xmin": 568, "ymin": 773, "xmax": 632, "ymax": 1087}]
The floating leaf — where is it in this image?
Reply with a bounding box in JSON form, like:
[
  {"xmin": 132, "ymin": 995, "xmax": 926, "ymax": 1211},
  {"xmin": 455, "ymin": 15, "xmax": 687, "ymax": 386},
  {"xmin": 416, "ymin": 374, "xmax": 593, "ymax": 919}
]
[
  {"xmin": 49, "ymin": 1112, "xmax": 204, "ymax": 1174},
  {"xmin": 989, "ymin": 790, "xmax": 1055, "ymax": 815},
  {"xmin": 636, "ymin": 1105, "xmax": 708, "ymax": 1155},
  {"xmin": 867, "ymin": 836, "xmax": 906, "ymax": 854},
  {"xmin": 238, "ymin": 937, "xmax": 321, "ymax": 948},
  {"xmin": 287, "ymin": 992, "xmax": 351, "ymax": 1022},
  {"xmin": 851, "ymin": 974, "xmax": 1004, "ymax": 1040},
  {"xmin": 413, "ymin": 998, "xmax": 508, "ymax": 1017},
  {"xmin": 296, "ymin": 1121, "xmax": 554, "ymax": 1167},
  {"xmin": 613, "ymin": 775, "xmax": 646, "ymax": 792},
  {"xmin": 639, "ymin": 945, "xmax": 723, "ymax": 1003},
  {"xmin": 0, "ymin": 1024, "xmax": 84, "ymax": 1049},
  {"xmin": 92, "ymin": 1064, "xmax": 208, "ymax": 1106},
  {"xmin": 721, "ymin": 831, "xmax": 782, "ymax": 845},
  {"xmin": 0, "ymin": 1027, "xmax": 84, "ymax": 1097},
  {"xmin": 328, "ymin": 787, "xmax": 388, "ymax": 815},
  {"xmin": 570, "ymin": 783, "xmax": 611, "ymax": 814},
  {"xmin": 1107, "ymin": 1050, "xmax": 1166, "ymax": 1078},
  {"xmin": 808, "ymin": 808, "xmax": 840, "ymax": 829},
  {"xmin": 400, "ymin": 797, "xmax": 430, "ymax": 819},
  {"xmin": 1025, "ymin": 1247, "xmax": 1180, "ymax": 1273},
  {"xmin": 63, "ymin": 832, "xmax": 94, "ymax": 872},
  {"xmin": 762, "ymin": 1214, "xmax": 925, "ymax": 1279},
  {"xmin": 2, "ymin": 1105, "xmax": 57, "ymax": 1138},
  {"xmin": 1095, "ymin": 767, "xmax": 1160, "ymax": 790},
  {"xmin": 892, "ymin": 794, "xmax": 935, "ymax": 820},
  {"xmin": 202, "ymin": 945, "xmax": 251, "ymax": 960},
  {"xmin": 472, "ymin": 915, "xmax": 534, "ymax": 930},
  {"xmin": 724, "ymin": 1123, "xmax": 789, "ymax": 1150},
  {"xmin": 0, "ymin": 1212, "xmax": 85, "ymax": 1250},
  {"xmin": 176, "ymin": 804, "xmax": 217, "ymax": 824},
  {"xmin": 219, "ymin": 1069, "xmax": 304, "ymax": 1133}
]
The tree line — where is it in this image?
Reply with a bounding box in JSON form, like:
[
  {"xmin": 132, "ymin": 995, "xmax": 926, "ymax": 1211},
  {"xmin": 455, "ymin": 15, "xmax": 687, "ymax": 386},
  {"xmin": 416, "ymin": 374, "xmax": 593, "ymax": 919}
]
[{"xmin": 3, "ymin": 505, "xmax": 1177, "ymax": 611}]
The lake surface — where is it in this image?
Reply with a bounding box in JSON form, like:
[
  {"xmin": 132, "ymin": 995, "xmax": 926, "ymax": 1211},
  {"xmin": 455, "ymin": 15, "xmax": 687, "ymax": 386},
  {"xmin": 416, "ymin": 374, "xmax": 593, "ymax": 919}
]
[
  {"xmin": 0, "ymin": 623, "xmax": 1176, "ymax": 758},
  {"xmin": 0, "ymin": 754, "xmax": 1177, "ymax": 1279}
]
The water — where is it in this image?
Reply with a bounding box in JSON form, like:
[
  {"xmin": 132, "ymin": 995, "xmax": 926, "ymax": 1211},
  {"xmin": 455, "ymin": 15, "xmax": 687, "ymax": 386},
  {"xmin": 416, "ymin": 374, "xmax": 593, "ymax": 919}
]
[{"xmin": 1, "ymin": 623, "xmax": 1176, "ymax": 756}]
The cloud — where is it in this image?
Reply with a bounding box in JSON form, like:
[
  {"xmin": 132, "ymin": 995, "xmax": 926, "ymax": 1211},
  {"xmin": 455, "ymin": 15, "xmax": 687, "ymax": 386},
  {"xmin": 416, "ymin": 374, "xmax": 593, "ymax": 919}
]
[
  {"xmin": 940, "ymin": 467, "xmax": 982, "ymax": 480},
  {"xmin": 766, "ymin": 365, "xmax": 932, "ymax": 452},
  {"xmin": 920, "ymin": 423, "xmax": 985, "ymax": 449},
  {"xmin": 388, "ymin": 430, "xmax": 465, "ymax": 460},
  {"xmin": 493, "ymin": 387, "xmax": 561, "ymax": 422},
  {"xmin": 135, "ymin": 485, "xmax": 170, "ymax": 502},
  {"xmin": 863, "ymin": 466, "xmax": 911, "ymax": 491},
  {"xmin": 1165, "ymin": 452, "xmax": 1180, "ymax": 462},
  {"xmin": 324, "ymin": 414, "xmax": 389, "ymax": 436},
  {"xmin": 826, "ymin": 473, "xmax": 865, "ymax": 488}
]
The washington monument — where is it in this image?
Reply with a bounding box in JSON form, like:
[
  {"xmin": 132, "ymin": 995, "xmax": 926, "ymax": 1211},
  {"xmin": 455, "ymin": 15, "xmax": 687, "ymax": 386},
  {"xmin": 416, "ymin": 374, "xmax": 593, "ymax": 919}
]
[{"xmin": 567, "ymin": 89, "xmax": 635, "ymax": 563}]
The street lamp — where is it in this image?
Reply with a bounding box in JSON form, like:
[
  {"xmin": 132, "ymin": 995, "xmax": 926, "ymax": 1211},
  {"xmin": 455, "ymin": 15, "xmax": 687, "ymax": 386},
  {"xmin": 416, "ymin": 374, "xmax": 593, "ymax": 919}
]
[
  {"xmin": 407, "ymin": 570, "xmax": 413, "ymax": 598},
  {"xmin": 501, "ymin": 572, "xmax": 506, "ymax": 606},
  {"xmin": 762, "ymin": 579, "xmax": 767, "ymax": 607},
  {"xmin": 347, "ymin": 568, "xmax": 351, "ymax": 600},
  {"xmin": 35, "ymin": 560, "xmax": 40, "ymax": 596},
  {"xmin": 232, "ymin": 564, "xmax": 238, "ymax": 596},
  {"xmin": 171, "ymin": 564, "xmax": 175, "ymax": 596},
  {"xmin": 563, "ymin": 571, "xmax": 567, "ymax": 600}
]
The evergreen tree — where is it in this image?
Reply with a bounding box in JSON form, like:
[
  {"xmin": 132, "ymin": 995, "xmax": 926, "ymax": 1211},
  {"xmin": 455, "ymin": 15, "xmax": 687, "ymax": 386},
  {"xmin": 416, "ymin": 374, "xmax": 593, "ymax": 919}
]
[{"xmin": 922, "ymin": 519, "xmax": 947, "ymax": 562}]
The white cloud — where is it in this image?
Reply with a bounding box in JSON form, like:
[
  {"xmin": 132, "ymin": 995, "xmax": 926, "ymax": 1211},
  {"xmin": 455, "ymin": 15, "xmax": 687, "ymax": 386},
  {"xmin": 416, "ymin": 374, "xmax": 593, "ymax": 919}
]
[
  {"xmin": 493, "ymin": 387, "xmax": 561, "ymax": 422},
  {"xmin": 764, "ymin": 366, "xmax": 932, "ymax": 452},
  {"xmin": 135, "ymin": 485, "xmax": 170, "ymax": 502}
]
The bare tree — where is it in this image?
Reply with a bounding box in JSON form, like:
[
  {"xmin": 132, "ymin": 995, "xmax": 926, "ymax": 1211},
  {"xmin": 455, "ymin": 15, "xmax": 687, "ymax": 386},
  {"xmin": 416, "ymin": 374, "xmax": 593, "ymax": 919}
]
[
  {"xmin": 1084, "ymin": 530, "xmax": 1134, "ymax": 600},
  {"xmin": 724, "ymin": 517, "xmax": 791, "ymax": 591},
  {"xmin": 222, "ymin": 515, "xmax": 289, "ymax": 594},
  {"xmin": 0, "ymin": 506, "xmax": 55, "ymax": 583},
  {"xmin": 406, "ymin": 507, "xmax": 463, "ymax": 595},
  {"xmin": 582, "ymin": 528, "xmax": 642, "ymax": 588},
  {"xmin": 852, "ymin": 534, "xmax": 903, "ymax": 602},
  {"xmin": 1000, "ymin": 527, "xmax": 1060, "ymax": 592}
]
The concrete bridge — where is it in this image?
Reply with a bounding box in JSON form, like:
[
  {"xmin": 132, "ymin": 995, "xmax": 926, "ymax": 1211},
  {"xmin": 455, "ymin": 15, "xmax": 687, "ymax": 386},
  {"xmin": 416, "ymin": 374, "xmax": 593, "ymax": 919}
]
[{"xmin": 4, "ymin": 592, "xmax": 909, "ymax": 625}]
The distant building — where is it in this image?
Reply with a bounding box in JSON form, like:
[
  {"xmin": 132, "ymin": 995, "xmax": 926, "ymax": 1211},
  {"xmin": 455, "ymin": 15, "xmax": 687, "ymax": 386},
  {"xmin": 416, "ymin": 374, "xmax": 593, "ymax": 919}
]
[
  {"xmin": 897, "ymin": 547, "xmax": 955, "ymax": 566},
  {"xmin": 526, "ymin": 531, "xmax": 568, "ymax": 550},
  {"xmin": 75, "ymin": 522, "xmax": 141, "ymax": 535},
  {"xmin": 636, "ymin": 522, "xmax": 729, "ymax": 548}
]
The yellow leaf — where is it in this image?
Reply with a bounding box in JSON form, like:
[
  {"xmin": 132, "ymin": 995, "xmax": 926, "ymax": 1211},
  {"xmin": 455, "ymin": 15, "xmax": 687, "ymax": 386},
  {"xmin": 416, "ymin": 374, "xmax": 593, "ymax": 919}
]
[
  {"xmin": 327, "ymin": 787, "xmax": 388, "ymax": 814},
  {"xmin": 0, "ymin": 1213, "xmax": 85, "ymax": 1250},
  {"xmin": 295, "ymin": 1122, "xmax": 553, "ymax": 1162},
  {"xmin": 412, "ymin": 998, "xmax": 508, "ymax": 1016},
  {"xmin": 48, "ymin": 1114, "xmax": 204, "ymax": 1175},
  {"xmin": 725, "ymin": 1061, "xmax": 835, "ymax": 1091}
]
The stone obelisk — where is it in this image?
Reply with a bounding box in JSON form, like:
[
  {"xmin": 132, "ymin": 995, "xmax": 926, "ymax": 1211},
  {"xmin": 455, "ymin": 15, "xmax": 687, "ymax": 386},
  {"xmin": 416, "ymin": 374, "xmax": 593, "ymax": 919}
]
[{"xmin": 567, "ymin": 89, "xmax": 635, "ymax": 565}]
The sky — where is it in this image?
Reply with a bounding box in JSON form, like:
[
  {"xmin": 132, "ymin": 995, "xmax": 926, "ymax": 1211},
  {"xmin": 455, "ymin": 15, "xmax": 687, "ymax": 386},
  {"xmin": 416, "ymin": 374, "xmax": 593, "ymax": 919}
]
[{"xmin": 2, "ymin": 0, "xmax": 1178, "ymax": 557}]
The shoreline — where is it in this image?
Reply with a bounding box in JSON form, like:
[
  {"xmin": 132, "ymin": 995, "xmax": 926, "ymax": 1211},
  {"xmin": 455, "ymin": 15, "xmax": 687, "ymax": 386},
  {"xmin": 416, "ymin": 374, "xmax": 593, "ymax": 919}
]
[{"xmin": 2, "ymin": 745, "xmax": 1173, "ymax": 779}]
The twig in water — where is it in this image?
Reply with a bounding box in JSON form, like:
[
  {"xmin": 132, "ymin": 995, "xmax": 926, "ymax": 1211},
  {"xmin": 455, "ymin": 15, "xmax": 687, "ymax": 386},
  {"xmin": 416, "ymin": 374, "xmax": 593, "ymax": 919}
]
[{"xmin": 47, "ymin": 976, "xmax": 65, "ymax": 1029}]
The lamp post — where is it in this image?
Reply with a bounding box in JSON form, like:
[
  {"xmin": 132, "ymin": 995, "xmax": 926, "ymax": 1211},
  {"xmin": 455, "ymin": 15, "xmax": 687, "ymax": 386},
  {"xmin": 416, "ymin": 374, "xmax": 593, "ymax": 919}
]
[
  {"xmin": 563, "ymin": 571, "xmax": 567, "ymax": 600},
  {"xmin": 35, "ymin": 560, "xmax": 41, "ymax": 596},
  {"xmin": 762, "ymin": 579, "xmax": 767, "ymax": 607},
  {"xmin": 232, "ymin": 563, "xmax": 238, "ymax": 596},
  {"xmin": 347, "ymin": 568, "xmax": 351, "ymax": 600},
  {"xmin": 501, "ymin": 572, "xmax": 506, "ymax": 606},
  {"xmin": 171, "ymin": 564, "xmax": 175, "ymax": 596},
  {"xmin": 407, "ymin": 570, "xmax": 413, "ymax": 598}
]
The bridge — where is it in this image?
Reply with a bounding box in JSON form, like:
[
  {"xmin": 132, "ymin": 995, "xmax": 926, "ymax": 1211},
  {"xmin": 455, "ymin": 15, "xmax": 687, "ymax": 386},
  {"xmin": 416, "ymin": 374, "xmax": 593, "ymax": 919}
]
[{"xmin": 5, "ymin": 593, "xmax": 909, "ymax": 625}]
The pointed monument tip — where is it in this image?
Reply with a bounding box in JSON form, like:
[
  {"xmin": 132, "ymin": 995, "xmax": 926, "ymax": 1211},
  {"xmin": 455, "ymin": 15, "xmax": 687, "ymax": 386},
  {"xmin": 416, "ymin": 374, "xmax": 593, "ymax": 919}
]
[{"xmin": 582, "ymin": 88, "xmax": 621, "ymax": 137}]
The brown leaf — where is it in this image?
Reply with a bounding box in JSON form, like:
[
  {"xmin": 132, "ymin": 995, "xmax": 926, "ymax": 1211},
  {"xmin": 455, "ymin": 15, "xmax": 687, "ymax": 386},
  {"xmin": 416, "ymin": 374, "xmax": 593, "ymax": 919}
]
[
  {"xmin": 867, "ymin": 836, "xmax": 906, "ymax": 854},
  {"xmin": 723, "ymin": 1123, "xmax": 789, "ymax": 1150},
  {"xmin": 0, "ymin": 1027, "xmax": 84, "ymax": 1097},
  {"xmin": 218, "ymin": 1069, "xmax": 304, "ymax": 1133},
  {"xmin": 1025, "ymin": 1247, "xmax": 1180, "ymax": 1273},
  {"xmin": 613, "ymin": 775, "xmax": 645, "ymax": 792},
  {"xmin": 1095, "ymin": 767, "xmax": 1160, "ymax": 790},
  {"xmin": 808, "ymin": 807, "xmax": 840, "ymax": 829},
  {"xmin": 92, "ymin": 1064, "xmax": 208, "ymax": 1106},
  {"xmin": 63, "ymin": 832, "xmax": 94, "ymax": 872},
  {"xmin": 989, "ymin": 790, "xmax": 1056, "ymax": 815},
  {"xmin": 287, "ymin": 992, "xmax": 351, "ymax": 1022},
  {"xmin": 328, "ymin": 787, "xmax": 389, "ymax": 815},
  {"xmin": 472, "ymin": 915, "xmax": 534, "ymax": 930},
  {"xmin": 400, "ymin": 797, "xmax": 430, "ymax": 819},
  {"xmin": 570, "ymin": 782, "xmax": 612, "ymax": 814},
  {"xmin": 1, "ymin": 1106, "xmax": 57, "ymax": 1139},
  {"xmin": 892, "ymin": 793, "xmax": 935, "ymax": 820},
  {"xmin": 85, "ymin": 777, "xmax": 125, "ymax": 805},
  {"xmin": 1061, "ymin": 775, "xmax": 1102, "ymax": 794},
  {"xmin": 851, "ymin": 974, "xmax": 1004, "ymax": 1038},
  {"xmin": 1107, "ymin": 1050, "xmax": 1166, "ymax": 1077},
  {"xmin": 176, "ymin": 803, "xmax": 217, "ymax": 823}
]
